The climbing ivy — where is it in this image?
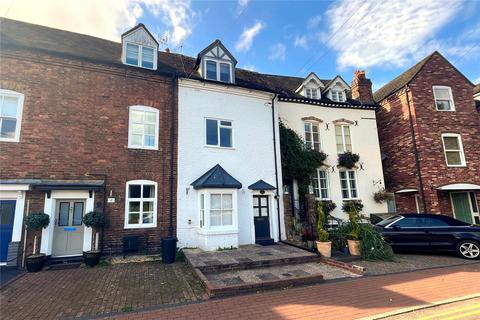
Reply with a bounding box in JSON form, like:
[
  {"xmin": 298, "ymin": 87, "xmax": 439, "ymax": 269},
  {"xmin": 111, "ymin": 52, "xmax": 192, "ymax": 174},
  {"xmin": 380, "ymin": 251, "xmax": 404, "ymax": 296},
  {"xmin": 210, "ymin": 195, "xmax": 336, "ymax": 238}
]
[{"xmin": 279, "ymin": 121, "xmax": 327, "ymax": 198}]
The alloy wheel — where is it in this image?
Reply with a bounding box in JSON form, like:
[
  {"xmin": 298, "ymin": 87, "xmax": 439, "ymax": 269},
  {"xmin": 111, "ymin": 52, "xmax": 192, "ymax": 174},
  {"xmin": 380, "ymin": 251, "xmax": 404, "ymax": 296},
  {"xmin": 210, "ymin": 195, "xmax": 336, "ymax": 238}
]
[{"xmin": 459, "ymin": 242, "xmax": 480, "ymax": 259}]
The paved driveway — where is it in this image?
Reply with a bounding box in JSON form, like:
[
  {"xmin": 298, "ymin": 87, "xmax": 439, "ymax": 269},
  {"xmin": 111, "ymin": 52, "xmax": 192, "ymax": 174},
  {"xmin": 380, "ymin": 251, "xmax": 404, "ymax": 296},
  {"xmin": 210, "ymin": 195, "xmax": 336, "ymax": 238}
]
[{"xmin": 0, "ymin": 261, "xmax": 207, "ymax": 320}]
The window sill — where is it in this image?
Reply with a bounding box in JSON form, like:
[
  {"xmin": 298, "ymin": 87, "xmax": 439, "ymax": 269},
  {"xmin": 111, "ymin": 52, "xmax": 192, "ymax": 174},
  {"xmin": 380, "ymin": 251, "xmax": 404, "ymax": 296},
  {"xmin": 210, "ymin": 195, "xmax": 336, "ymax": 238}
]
[
  {"xmin": 124, "ymin": 223, "xmax": 157, "ymax": 229},
  {"xmin": 124, "ymin": 61, "xmax": 156, "ymax": 71},
  {"xmin": 0, "ymin": 138, "xmax": 20, "ymax": 143},
  {"xmin": 446, "ymin": 164, "xmax": 467, "ymax": 168},
  {"xmin": 204, "ymin": 145, "xmax": 236, "ymax": 150},
  {"xmin": 197, "ymin": 228, "xmax": 238, "ymax": 235},
  {"xmin": 435, "ymin": 109, "xmax": 455, "ymax": 112},
  {"xmin": 128, "ymin": 145, "xmax": 159, "ymax": 151}
]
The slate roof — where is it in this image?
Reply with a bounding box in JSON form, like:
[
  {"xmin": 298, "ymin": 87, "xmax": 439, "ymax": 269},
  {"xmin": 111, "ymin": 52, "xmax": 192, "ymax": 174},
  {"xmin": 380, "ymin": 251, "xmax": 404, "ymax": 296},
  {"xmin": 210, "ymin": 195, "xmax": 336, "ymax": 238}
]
[
  {"xmin": 191, "ymin": 164, "xmax": 242, "ymax": 189},
  {"xmin": 0, "ymin": 18, "xmax": 374, "ymax": 109},
  {"xmin": 248, "ymin": 180, "xmax": 276, "ymax": 191}
]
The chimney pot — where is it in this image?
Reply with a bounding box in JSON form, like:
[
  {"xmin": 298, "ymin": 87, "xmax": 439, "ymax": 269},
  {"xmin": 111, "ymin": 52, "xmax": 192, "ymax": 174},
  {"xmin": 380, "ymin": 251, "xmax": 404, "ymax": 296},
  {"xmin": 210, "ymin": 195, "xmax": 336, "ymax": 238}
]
[{"xmin": 165, "ymin": 47, "xmax": 170, "ymax": 53}]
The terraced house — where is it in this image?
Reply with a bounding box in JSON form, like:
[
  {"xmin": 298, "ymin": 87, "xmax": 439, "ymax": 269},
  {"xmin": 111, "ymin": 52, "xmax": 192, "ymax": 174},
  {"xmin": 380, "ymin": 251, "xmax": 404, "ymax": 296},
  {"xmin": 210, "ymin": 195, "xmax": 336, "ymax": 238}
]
[{"xmin": 375, "ymin": 52, "xmax": 480, "ymax": 224}]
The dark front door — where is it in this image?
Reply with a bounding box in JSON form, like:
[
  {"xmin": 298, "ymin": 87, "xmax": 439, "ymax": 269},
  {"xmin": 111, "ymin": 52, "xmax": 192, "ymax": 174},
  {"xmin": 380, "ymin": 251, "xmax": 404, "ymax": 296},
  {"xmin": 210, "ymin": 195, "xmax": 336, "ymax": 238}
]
[
  {"xmin": 0, "ymin": 200, "xmax": 16, "ymax": 262},
  {"xmin": 253, "ymin": 195, "xmax": 270, "ymax": 239}
]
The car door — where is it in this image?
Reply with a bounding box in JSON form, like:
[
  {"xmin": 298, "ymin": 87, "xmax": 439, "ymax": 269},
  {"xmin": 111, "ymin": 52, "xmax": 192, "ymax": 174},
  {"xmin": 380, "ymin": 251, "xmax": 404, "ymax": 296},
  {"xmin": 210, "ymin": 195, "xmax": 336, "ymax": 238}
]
[
  {"xmin": 427, "ymin": 216, "xmax": 465, "ymax": 251},
  {"xmin": 384, "ymin": 217, "xmax": 430, "ymax": 250}
]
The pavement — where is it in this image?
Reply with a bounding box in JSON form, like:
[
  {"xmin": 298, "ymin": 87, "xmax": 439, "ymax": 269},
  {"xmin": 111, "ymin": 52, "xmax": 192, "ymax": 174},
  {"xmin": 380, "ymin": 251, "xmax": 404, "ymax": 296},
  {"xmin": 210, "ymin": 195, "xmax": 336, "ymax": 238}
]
[{"xmin": 107, "ymin": 262, "xmax": 480, "ymax": 320}]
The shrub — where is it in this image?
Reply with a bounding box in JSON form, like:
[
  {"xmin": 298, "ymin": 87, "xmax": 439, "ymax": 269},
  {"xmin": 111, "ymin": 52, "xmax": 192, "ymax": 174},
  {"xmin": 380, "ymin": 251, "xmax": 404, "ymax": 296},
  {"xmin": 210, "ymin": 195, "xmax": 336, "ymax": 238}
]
[
  {"xmin": 329, "ymin": 222, "xmax": 352, "ymax": 250},
  {"xmin": 318, "ymin": 200, "xmax": 336, "ymax": 216},
  {"xmin": 359, "ymin": 224, "xmax": 395, "ymax": 261},
  {"xmin": 25, "ymin": 213, "xmax": 50, "ymax": 230},
  {"xmin": 82, "ymin": 211, "xmax": 107, "ymax": 228},
  {"xmin": 338, "ymin": 152, "xmax": 360, "ymax": 169},
  {"xmin": 316, "ymin": 201, "xmax": 329, "ymax": 242},
  {"xmin": 342, "ymin": 200, "xmax": 364, "ymax": 213}
]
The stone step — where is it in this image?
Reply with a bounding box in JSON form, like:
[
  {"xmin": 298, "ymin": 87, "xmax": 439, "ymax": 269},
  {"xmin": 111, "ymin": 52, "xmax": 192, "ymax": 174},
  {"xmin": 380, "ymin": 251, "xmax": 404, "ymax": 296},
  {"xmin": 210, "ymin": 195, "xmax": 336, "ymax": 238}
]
[{"xmin": 199, "ymin": 261, "xmax": 360, "ymax": 297}]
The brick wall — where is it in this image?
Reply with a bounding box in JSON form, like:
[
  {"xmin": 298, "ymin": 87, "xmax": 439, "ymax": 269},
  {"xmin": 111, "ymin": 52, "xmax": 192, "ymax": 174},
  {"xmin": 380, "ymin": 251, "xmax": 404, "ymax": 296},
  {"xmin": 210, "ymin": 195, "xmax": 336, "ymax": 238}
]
[
  {"xmin": 0, "ymin": 49, "xmax": 177, "ymax": 254},
  {"xmin": 376, "ymin": 52, "xmax": 480, "ymax": 215}
]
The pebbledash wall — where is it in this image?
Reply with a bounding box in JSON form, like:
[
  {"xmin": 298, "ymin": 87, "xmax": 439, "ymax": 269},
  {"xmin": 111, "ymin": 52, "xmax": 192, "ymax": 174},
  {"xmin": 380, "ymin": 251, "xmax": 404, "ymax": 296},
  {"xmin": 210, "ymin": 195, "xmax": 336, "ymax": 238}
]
[
  {"xmin": 376, "ymin": 52, "xmax": 480, "ymax": 217},
  {"xmin": 0, "ymin": 48, "xmax": 177, "ymax": 258},
  {"xmin": 176, "ymin": 78, "xmax": 285, "ymax": 250},
  {"xmin": 278, "ymin": 102, "xmax": 388, "ymax": 219}
]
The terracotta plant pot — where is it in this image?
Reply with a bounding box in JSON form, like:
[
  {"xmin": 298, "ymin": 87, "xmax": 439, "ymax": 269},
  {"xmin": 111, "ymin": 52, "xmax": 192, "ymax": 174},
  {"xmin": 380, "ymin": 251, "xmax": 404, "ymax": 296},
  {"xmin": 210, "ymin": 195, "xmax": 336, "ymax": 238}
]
[
  {"xmin": 83, "ymin": 250, "xmax": 101, "ymax": 267},
  {"xmin": 26, "ymin": 254, "xmax": 45, "ymax": 272},
  {"xmin": 316, "ymin": 241, "xmax": 332, "ymax": 257},
  {"xmin": 347, "ymin": 239, "xmax": 361, "ymax": 256}
]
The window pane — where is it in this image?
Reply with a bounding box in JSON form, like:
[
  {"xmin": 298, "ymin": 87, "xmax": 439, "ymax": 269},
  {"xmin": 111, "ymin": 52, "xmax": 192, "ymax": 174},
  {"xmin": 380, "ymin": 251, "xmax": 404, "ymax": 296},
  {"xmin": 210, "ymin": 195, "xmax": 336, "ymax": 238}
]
[
  {"xmin": 434, "ymin": 88, "xmax": 450, "ymax": 99},
  {"xmin": 144, "ymin": 124, "xmax": 155, "ymax": 135},
  {"xmin": 446, "ymin": 151, "xmax": 461, "ymax": 165},
  {"xmin": 129, "ymin": 213, "xmax": 139, "ymax": 224},
  {"xmin": 222, "ymin": 211, "xmax": 232, "ymax": 225},
  {"xmin": 129, "ymin": 185, "xmax": 141, "ymax": 198},
  {"xmin": 260, "ymin": 197, "xmax": 267, "ymax": 206},
  {"xmin": 436, "ymin": 100, "xmax": 451, "ymax": 110},
  {"xmin": 220, "ymin": 121, "xmax": 231, "ymax": 126},
  {"xmin": 223, "ymin": 194, "xmax": 233, "ymax": 209},
  {"xmin": 220, "ymin": 127, "xmax": 232, "ymax": 147},
  {"xmin": 145, "ymin": 111, "xmax": 157, "ymax": 123},
  {"xmin": 143, "ymin": 201, "xmax": 154, "ymax": 212},
  {"xmin": 72, "ymin": 202, "xmax": 83, "ymax": 226},
  {"xmin": 142, "ymin": 212, "xmax": 153, "ymax": 224},
  {"xmin": 210, "ymin": 212, "xmax": 221, "ymax": 226},
  {"xmin": 443, "ymin": 137, "xmax": 459, "ymax": 150},
  {"xmin": 144, "ymin": 135, "xmax": 155, "ymax": 147},
  {"xmin": 0, "ymin": 119, "xmax": 16, "ymax": 138},
  {"xmin": 312, "ymin": 90, "xmax": 318, "ymax": 99},
  {"xmin": 342, "ymin": 190, "xmax": 349, "ymax": 199},
  {"xmin": 220, "ymin": 63, "xmax": 230, "ymax": 82},
  {"xmin": 143, "ymin": 185, "xmax": 155, "ymax": 198},
  {"xmin": 206, "ymin": 61, "xmax": 217, "ymax": 80},
  {"xmin": 58, "ymin": 202, "xmax": 69, "ymax": 226},
  {"xmin": 1, "ymin": 97, "xmax": 18, "ymax": 117},
  {"xmin": 211, "ymin": 194, "xmax": 221, "ymax": 209},
  {"xmin": 126, "ymin": 43, "xmax": 139, "ymax": 65},
  {"xmin": 131, "ymin": 134, "xmax": 142, "ymax": 146},
  {"xmin": 132, "ymin": 110, "xmax": 144, "ymax": 122},
  {"xmin": 132, "ymin": 123, "xmax": 143, "ymax": 134},
  {"xmin": 206, "ymin": 119, "xmax": 218, "ymax": 145},
  {"xmin": 253, "ymin": 207, "xmax": 260, "ymax": 217},
  {"xmin": 141, "ymin": 47, "xmax": 154, "ymax": 69},
  {"xmin": 129, "ymin": 201, "xmax": 140, "ymax": 212}
]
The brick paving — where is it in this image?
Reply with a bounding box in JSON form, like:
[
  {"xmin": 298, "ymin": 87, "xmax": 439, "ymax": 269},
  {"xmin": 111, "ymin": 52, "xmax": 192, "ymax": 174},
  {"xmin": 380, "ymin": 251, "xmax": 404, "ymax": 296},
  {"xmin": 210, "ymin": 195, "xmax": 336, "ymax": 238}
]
[
  {"xmin": 0, "ymin": 261, "xmax": 207, "ymax": 320},
  {"xmin": 108, "ymin": 263, "xmax": 480, "ymax": 320}
]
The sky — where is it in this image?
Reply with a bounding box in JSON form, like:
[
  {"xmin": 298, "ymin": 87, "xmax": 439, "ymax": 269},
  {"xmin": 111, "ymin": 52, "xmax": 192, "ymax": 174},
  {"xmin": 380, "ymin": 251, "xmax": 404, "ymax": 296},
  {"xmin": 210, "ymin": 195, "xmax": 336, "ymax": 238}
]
[{"xmin": 1, "ymin": 0, "xmax": 480, "ymax": 89}]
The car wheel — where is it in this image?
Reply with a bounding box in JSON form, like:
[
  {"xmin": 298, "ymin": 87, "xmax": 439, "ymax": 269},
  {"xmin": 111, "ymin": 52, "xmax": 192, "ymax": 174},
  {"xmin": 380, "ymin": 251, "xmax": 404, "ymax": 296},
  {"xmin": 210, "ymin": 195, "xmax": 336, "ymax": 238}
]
[{"xmin": 456, "ymin": 240, "xmax": 480, "ymax": 260}]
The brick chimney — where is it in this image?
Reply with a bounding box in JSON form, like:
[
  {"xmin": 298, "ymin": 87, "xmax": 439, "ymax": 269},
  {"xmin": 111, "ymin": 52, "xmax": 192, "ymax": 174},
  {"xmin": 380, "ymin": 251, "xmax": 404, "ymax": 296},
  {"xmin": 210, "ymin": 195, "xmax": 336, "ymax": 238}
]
[{"xmin": 351, "ymin": 70, "xmax": 373, "ymax": 103}]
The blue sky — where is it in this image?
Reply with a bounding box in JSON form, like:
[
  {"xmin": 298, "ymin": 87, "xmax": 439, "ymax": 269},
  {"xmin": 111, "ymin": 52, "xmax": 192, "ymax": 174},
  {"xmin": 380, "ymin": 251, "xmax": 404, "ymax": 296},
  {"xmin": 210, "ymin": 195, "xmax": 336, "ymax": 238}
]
[{"xmin": 2, "ymin": 0, "xmax": 480, "ymax": 89}]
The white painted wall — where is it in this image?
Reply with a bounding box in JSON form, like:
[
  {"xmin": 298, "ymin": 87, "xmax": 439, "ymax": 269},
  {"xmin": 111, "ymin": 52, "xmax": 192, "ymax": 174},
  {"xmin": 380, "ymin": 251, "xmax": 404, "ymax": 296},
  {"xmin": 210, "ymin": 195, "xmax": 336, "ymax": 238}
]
[
  {"xmin": 177, "ymin": 79, "xmax": 285, "ymax": 250},
  {"xmin": 278, "ymin": 102, "xmax": 387, "ymax": 219}
]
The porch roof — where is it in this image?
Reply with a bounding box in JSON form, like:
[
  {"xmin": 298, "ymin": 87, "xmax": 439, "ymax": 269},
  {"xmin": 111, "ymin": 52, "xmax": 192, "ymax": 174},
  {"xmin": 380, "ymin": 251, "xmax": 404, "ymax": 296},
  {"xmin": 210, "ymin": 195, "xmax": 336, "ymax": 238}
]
[
  {"xmin": 191, "ymin": 164, "xmax": 242, "ymax": 190},
  {"xmin": 248, "ymin": 180, "xmax": 276, "ymax": 191},
  {"xmin": 0, "ymin": 179, "xmax": 104, "ymax": 190}
]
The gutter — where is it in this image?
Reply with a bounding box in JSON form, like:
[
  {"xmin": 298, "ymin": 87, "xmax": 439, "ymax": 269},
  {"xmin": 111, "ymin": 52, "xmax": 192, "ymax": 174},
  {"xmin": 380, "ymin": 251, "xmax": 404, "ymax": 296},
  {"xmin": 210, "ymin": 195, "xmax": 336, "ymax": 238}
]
[
  {"xmin": 271, "ymin": 94, "xmax": 282, "ymax": 241},
  {"xmin": 405, "ymin": 85, "xmax": 427, "ymax": 212}
]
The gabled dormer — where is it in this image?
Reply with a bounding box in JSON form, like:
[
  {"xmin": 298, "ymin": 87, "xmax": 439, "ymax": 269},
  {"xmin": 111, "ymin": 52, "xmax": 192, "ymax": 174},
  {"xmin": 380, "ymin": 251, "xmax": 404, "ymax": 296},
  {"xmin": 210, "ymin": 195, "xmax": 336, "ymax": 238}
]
[
  {"xmin": 121, "ymin": 24, "xmax": 158, "ymax": 70},
  {"xmin": 296, "ymin": 72, "xmax": 324, "ymax": 100},
  {"xmin": 323, "ymin": 76, "xmax": 350, "ymax": 102},
  {"xmin": 197, "ymin": 40, "xmax": 237, "ymax": 84}
]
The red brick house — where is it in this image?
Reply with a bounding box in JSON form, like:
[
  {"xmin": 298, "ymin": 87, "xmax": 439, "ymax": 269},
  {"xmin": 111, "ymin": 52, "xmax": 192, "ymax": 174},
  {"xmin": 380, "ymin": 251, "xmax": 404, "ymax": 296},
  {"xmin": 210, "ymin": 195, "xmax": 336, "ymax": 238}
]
[
  {"xmin": 374, "ymin": 52, "xmax": 480, "ymax": 224},
  {"xmin": 0, "ymin": 18, "xmax": 178, "ymax": 266}
]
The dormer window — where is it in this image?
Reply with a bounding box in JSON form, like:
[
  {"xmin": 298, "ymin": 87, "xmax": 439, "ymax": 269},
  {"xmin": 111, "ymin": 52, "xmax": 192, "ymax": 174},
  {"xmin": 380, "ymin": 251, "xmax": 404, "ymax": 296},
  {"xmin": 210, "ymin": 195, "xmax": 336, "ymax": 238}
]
[
  {"xmin": 305, "ymin": 88, "xmax": 319, "ymax": 99},
  {"xmin": 297, "ymin": 73, "xmax": 324, "ymax": 100},
  {"xmin": 325, "ymin": 76, "xmax": 350, "ymax": 103},
  {"xmin": 121, "ymin": 24, "xmax": 158, "ymax": 70},
  {"xmin": 331, "ymin": 90, "xmax": 345, "ymax": 102},
  {"xmin": 197, "ymin": 40, "xmax": 237, "ymax": 84}
]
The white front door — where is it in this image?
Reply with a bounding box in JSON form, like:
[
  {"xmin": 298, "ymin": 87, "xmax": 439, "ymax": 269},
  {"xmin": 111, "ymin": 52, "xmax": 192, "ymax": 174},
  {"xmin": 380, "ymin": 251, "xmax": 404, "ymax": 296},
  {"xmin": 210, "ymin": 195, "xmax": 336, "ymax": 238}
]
[{"xmin": 52, "ymin": 200, "xmax": 85, "ymax": 257}]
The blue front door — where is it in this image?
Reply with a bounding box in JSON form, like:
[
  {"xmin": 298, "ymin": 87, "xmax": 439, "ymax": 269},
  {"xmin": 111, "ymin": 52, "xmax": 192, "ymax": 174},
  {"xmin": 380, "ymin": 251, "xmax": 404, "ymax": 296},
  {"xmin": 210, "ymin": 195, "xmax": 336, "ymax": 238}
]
[{"xmin": 0, "ymin": 200, "xmax": 16, "ymax": 262}]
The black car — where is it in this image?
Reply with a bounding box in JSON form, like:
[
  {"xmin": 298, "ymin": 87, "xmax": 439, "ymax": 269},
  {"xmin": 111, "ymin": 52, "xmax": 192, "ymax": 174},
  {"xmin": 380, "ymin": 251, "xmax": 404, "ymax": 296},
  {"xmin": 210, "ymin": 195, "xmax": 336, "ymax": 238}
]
[{"xmin": 375, "ymin": 214, "xmax": 480, "ymax": 260}]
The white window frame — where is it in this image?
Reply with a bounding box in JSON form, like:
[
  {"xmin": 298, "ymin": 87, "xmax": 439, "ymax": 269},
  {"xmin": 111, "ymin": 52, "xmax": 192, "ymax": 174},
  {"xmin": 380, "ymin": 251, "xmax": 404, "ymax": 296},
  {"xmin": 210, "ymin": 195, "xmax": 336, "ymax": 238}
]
[
  {"xmin": 331, "ymin": 90, "xmax": 345, "ymax": 102},
  {"xmin": 204, "ymin": 59, "xmax": 233, "ymax": 83},
  {"xmin": 124, "ymin": 180, "xmax": 158, "ymax": 229},
  {"xmin": 304, "ymin": 88, "xmax": 319, "ymax": 99},
  {"xmin": 128, "ymin": 105, "xmax": 160, "ymax": 150},
  {"xmin": 204, "ymin": 118, "xmax": 234, "ymax": 149},
  {"xmin": 335, "ymin": 124, "xmax": 353, "ymax": 153},
  {"xmin": 303, "ymin": 121, "xmax": 322, "ymax": 151},
  {"xmin": 124, "ymin": 42, "xmax": 157, "ymax": 70},
  {"xmin": 339, "ymin": 170, "xmax": 359, "ymax": 200},
  {"xmin": 433, "ymin": 86, "xmax": 455, "ymax": 111},
  {"xmin": 312, "ymin": 169, "xmax": 330, "ymax": 200},
  {"xmin": 198, "ymin": 189, "xmax": 237, "ymax": 231},
  {"xmin": 0, "ymin": 89, "xmax": 24, "ymax": 143},
  {"xmin": 441, "ymin": 133, "xmax": 466, "ymax": 167}
]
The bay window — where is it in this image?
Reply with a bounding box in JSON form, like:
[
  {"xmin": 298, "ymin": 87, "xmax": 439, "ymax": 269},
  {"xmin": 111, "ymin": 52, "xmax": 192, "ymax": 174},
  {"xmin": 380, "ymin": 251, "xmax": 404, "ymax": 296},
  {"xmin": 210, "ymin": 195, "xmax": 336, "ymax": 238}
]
[
  {"xmin": 199, "ymin": 191, "xmax": 236, "ymax": 230},
  {"xmin": 125, "ymin": 180, "xmax": 157, "ymax": 228}
]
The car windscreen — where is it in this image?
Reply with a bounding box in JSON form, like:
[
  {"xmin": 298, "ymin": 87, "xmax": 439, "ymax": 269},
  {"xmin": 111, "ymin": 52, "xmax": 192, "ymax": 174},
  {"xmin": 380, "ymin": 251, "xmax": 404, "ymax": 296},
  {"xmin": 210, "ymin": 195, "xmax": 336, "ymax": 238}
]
[{"xmin": 376, "ymin": 215, "xmax": 401, "ymax": 227}]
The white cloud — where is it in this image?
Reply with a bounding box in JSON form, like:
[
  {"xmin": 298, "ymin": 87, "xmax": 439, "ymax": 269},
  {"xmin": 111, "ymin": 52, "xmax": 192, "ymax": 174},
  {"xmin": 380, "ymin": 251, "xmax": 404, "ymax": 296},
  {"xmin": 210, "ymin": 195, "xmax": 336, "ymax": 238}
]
[
  {"xmin": 269, "ymin": 43, "xmax": 286, "ymax": 62},
  {"xmin": 0, "ymin": 0, "xmax": 195, "ymax": 45},
  {"xmin": 243, "ymin": 65, "xmax": 256, "ymax": 71},
  {"xmin": 294, "ymin": 35, "xmax": 308, "ymax": 49},
  {"xmin": 307, "ymin": 15, "xmax": 322, "ymax": 29},
  {"xmin": 323, "ymin": 0, "xmax": 463, "ymax": 69},
  {"xmin": 236, "ymin": 0, "xmax": 250, "ymax": 16},
  {"xmin": 235, "ymin": 21, "xmax": 264, "ymax": 52},
  {"xmin": 474, "ymin": 76, "xmax": 480, "ymax": 84}
]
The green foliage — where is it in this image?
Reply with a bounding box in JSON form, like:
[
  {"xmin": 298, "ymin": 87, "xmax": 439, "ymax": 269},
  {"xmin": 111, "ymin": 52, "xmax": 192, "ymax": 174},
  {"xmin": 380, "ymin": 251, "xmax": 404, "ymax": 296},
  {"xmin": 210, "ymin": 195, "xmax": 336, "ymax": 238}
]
[
  {"xmin": 121, "ymin": 305, "xmax": 133, "ymax": 312},
  {"xmin": 315, "ymin": 201, "xmax": 329, "ymax": 242},
  {"xmin": 82, "ymin": 211, "xmax": 107, "ymax": 228},
  {"xmin": 176, "ymin": 249, "xmax": 185, "ymax": 262},
  {"xmin": 279, "ymin": 121, "xmax": 327, "ymax": 197},
  {"xmin": 338, "ymin": 152, "xmax": 360, "ymax": 169},
  {"xmin": 25, "ymin": 213, "xmax": 50, "ymax": 230},
  {"xmin": 318, "ymin": 200, "xmax": 337, "ymax": 216},
  {"xmin": 343, "ymin": 201, "xmax": 362, "ymax": 240},
  {"xmin": 342, "ymin": 200, "xmax": 364, "ymax": 213},
  {"xmin": 373, "ymin": 189, "xmax": 389, "ymax": 203},
  {"xmin": 330, "ymin": 222, "xmax": 352, "ymax": 250},
  {"xmin": 359, "ymin": 224, "xmax": 395, "ymax": 261}
]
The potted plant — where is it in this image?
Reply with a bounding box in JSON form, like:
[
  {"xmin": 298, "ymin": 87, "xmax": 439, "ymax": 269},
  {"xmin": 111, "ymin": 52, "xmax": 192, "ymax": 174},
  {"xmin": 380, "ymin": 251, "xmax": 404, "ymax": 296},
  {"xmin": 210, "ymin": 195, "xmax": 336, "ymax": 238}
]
[
  {"xmin": 373, "ymin": 188, "xmax": 389, "ymax": 203},
  {"xmin": 315, "ymin": 202, "xmax": 331, "ymax": 257},
  {"xmin": 342, "ymin": 200, "xmax": 363, "ymax": 256},
  {"xmin": 24, "ymin": 212, "xmax": 50, "ymax": 272},
  {"xmin": 338, "ymin": 152, "xmax": 360, "ymax": 169},
  {"xmin": 82, "ymin": 211, "xmax": 107, "ymax": 267}
]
